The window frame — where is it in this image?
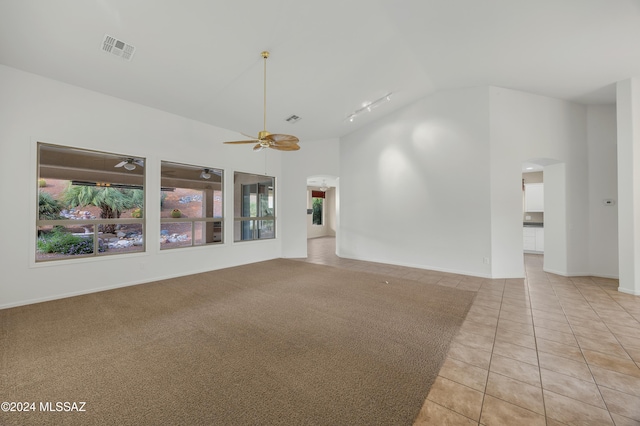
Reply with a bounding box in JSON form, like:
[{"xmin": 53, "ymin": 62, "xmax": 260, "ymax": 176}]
[
  {"xmin": 233, "ymin": 172, "xmax": 276, "ymax": 242},
  {"xmin": 36, "ymin": 143, "xmax": 146, "ymax": 262},
  {"xmin": 160, "ymin": 161, "xmax": 224, "ymax": 250}
]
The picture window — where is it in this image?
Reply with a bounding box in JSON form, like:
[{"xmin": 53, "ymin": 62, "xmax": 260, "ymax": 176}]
[
  {"xmin": 234, "ymin": 172, "xmax": 275, "ymax": 241},
  {"xmin": 160, "ymin": 161, "xmax": 224, "ymax": 249},
  {"xmin": 37, "ymin": 143, "xmax": 145, "ymax": 262}
]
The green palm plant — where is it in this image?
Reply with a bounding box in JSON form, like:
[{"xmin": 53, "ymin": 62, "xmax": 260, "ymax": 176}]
[
  {"xmin": 312, "ymin": 197, "xmax": 323, "ymax": 225},
  {"xmin": 63, "ymin": 184, "xmax": 143, "ymax": 234},
  {"xmin": 123, "ymin": 188, "xmax": 144, "ymax": 208},
  {"xmin": 38, "ymin": 191, "xmax": 64, "ymax": 219}
]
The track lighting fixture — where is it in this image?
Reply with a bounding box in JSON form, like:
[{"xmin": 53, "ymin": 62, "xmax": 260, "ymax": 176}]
[{"xmin": 346, "ymin": 92, "xmax": 392, "ymax": 122}]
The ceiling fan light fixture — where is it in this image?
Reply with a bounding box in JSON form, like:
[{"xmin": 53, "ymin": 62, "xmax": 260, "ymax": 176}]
[
  {"xmin": 200, "ymin": 169, "xmax": 211, "ymax": 179},
  {"xmin": 320, "ymin": 180, "xmax": 329, "ymax": 192},
  {"xmin": 114, "ymin": 157, "xmax": 144, "ymax": 170}
]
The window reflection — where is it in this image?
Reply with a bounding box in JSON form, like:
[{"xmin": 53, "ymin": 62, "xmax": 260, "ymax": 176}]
[
  {"xmin": 160, "ymin": 161, "xmax": 223, "ymax": 249},
  {"xmin": 36, "ymin": 143, "xmax": 145, "ymax": 262},
  {"xmin": 234, "ymin": 172, "xmax": 275, "ymax": 241}
]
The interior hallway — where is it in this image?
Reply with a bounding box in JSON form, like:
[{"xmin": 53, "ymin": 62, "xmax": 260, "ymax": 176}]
[{"xmin": 298, "ymin": 237, "xmax": 640, "ymax": 425}]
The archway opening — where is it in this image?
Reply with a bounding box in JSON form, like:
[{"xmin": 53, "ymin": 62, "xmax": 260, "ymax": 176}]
[
  {"xmin": 522, "ymin": 158, "xmax": 565, "ymax": 276},
  {"xmin": 306, "ymin": 175, "xmax": 338, "ymax": 241}
]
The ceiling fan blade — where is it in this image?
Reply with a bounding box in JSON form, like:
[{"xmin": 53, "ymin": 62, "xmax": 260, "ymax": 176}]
[
  {"xmin": 114, "ymin": 160, "xmax": 127, "ymax": 168},
  {"xmin": 271, "ymin": 143, "xmax": 300, "ymax": 151},
  {"xmin": 253, "ymin": 143, "xmax": 266, "ymax": 151},
  {"xmin": 264, "ymin": 133, "xmax": 299, "ymax": 144},
  {"xmin": 224, "ymin": 140, "xmax": 259, "ymax": 144},
  {"xmin": 133, "ymin": 159, "xmax": 144, "ymax": 167}
]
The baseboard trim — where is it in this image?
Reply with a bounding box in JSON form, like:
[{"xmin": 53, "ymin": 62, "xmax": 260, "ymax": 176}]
[
  {"xmin": 1, "ymin": 259, "xmax": 270, "ymax": 310},
  {"xmin": 591, "ymin": 273, "xmax": 620, "ymax": 280},
  {"xmin": 543, "ymin": 268, "xmax": 592, "ymax": 277},
  {"xmin": 618, "ymin": 287, "xmax": 640, "ymax": 296},
  {"xmin": 542, "ymin": 268, "xmax": 619, "ymax": 280},
  {"xmin": 337, "ymin": 254, "xmax": 494, "ymax": 279}
]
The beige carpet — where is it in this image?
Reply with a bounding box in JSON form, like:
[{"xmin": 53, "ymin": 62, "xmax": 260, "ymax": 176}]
[{"xmin": 0, "ymin": 259, "xmax": 475, "ymax": 425}]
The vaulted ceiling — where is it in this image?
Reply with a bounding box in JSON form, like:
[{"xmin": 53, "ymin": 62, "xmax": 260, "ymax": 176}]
[{"xmin": 2, "ymin": 0, "xmax": 639, "ymax": 143}]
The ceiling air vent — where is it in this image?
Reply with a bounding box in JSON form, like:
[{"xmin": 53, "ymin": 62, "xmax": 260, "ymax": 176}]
[
  {"xmin": 102, "ymin": 34, "xmax": 136, "ymax": 61},
  {"xmin": 285, "ymin": 114, "xmax": 301, "ymax": 124}
]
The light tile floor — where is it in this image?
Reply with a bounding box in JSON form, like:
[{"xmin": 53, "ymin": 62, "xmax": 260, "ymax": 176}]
[{"xmin": 298, "ymin": 237, "xmax": 640, "ymax": 425}]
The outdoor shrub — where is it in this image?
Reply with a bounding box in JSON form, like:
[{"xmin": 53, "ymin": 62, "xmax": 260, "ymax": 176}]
[
  {"xmin": 37, "ymin": 228, "xmax": 82, "ymax": 253},
  {"xmin": 37, "ymin": 227, "xmax": 105, "ymax": 255},
  {"xmin": 38, "ymin": 178, "xmax": 47, "ymax": 187},
  {"xmin": 171, "ymin": 209, "xmax": 182, "ymax": 218},
  {"xmin": 131, "ymin": 208, "xmax": 142, "ymax": 218},
  {"xmin": 65, "ymin": 239, "xmax": 104, "ymax": 255}
]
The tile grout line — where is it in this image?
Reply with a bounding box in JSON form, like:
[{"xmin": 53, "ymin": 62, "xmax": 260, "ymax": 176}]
[
  {"xmin": 523, "ymin": 258, "xmax": 550, "ymax": 424},
  {"xmin": 543, "ymin": 273, "xmax": 618, "ymax": 424},
  {"xmin": 475, "ymin": 277, "xmax": 506, "ymax": 425},
  {"xmin": 573, "ymin": 278, "xmax": 640, "ymax": 364},
  {"xmin": 564, "ymin": 276, "xmax": 640, "ymax": 422}
]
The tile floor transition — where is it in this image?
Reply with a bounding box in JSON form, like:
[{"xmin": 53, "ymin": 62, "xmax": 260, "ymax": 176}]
[{"xmin": 297, "ymin": 237, "xmax": 640, "ymax": 425}]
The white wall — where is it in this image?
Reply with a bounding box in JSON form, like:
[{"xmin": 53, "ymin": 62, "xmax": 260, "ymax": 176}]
[
  {"xmin": 616, "ymin": 79, "xmax": 640, "ymax": 295},
  {"xmin": 489, "ymin": 87, "xmax": 590, "ymax": 277},
  {"xmin": 587, "ymin": 105, "xmax": 618, "ymax": 278},
  {"xmin": 0, "ymin": 65, "xmax": 295, "ymax": 308},
  {"xmin": 543, "ymin": 164, "xmax": 568, "ymax": 276},
  {"xmin": 339, "ymin": 87, "xmax": 493, "ymax": 277},
  {"xmin": 280, "ymin": 138, "xmax": 339, "ymax": 258},
  {"xmin": 327, "ymin": 186, "xmax": 337, "ymax": 236},
  {"xmin": 339, "ymin": 85, "xmax": 598, "ymax": 279}
]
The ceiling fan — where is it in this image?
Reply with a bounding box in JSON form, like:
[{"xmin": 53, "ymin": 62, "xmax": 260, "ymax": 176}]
[
  {"xmin": 115, "ymin": 158, "xmax": 144, "ymax": 170},
  {"xmin": 224, "ymin": 51, "xmax": 300, "ymax": 152}
]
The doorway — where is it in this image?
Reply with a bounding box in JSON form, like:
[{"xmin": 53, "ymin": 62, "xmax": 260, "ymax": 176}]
[
  {"xmin": 521, "ymin": 158, "xmax": 567, "ymax": 276},
  {"xmin": 522, "ymin": 166, "xmax": 544, "ymax": 255},
  {"xmin": 306, "ymin": 175, "xmax": 338, "ymax": 240}
]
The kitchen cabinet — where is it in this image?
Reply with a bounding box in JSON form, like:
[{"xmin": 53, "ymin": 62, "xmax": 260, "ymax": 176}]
[
  {"xmin": 523, "ymin": 227, "xmax": 544, "ymax": 253},
  {"xmin": 523, "ymin": 228, "xmax": 536, "ymax": 251},
  {"xmin": 535, "ymin": 228, "xmax": 544, "ymax": 252},
  {"xmin": 525, "ymin": 183, "xmax": 544, "ymax": 212}
]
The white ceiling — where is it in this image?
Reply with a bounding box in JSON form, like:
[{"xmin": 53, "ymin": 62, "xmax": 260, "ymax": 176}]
[{"xmin": 2, "ymin": 0, "xmax": 639, "ymax": 143}]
